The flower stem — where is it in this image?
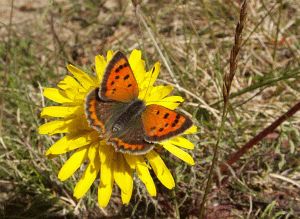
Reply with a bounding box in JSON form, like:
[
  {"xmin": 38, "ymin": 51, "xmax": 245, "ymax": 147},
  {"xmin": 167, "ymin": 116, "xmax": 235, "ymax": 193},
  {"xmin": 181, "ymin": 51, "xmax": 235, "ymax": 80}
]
[{"xmin": 172, "ymin": 189, "xmax": 180, "ymax": 219}]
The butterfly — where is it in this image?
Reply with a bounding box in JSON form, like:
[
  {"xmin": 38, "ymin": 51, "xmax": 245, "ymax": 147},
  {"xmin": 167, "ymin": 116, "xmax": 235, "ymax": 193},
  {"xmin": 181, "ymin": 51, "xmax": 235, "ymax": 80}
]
[{"xmin": 85, "ymin": 51, "xmax": 193, "ymax": 155}]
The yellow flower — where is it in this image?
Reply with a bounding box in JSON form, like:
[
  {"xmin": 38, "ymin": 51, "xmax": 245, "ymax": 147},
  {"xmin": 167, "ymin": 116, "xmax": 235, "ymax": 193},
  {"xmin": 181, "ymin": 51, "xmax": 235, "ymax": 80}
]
[{"xmin": 39, "ymin": 50, "xmax": 197, "ymax": 207}]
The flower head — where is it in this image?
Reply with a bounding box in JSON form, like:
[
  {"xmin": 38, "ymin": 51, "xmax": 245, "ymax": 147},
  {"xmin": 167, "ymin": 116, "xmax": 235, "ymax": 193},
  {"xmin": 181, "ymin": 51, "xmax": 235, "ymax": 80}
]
[{"xmin": 39, "ymin": 50, "xmax": 197, "ymax": 207}]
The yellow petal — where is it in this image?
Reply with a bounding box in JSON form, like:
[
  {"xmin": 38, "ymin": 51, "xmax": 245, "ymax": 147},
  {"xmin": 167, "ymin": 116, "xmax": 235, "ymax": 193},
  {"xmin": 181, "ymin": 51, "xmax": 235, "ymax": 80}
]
[
  {"xmin": 156, "ymin": 96, "xmax": 184, "ymax": 109},
  {"xmin": 62, "ymin": 89, "xmax": 76, "ymax": 101},
  {"xmin": 162, "ymin": 142, "xmax": 195, "ymax": 165},
  {"xmin": 166, "ymin": 136, "xmax": 195, "ymax": 149},
  {"xmin": 123, "ymin": 155, "xmax": 155, "ymax": 196},
  {"xmin": 106, "ymin": 50, "xmax": 114, "ymax": 62},
  {"xmin": 124, "ymin": 154, "xmax": 142, "ymax": 169},
  {"xmin": 98, "ymin": 165, "xmax": 114, "ymax": 208},
  {"xmin": 184, "ymin": 125, "xmax": 197, "ymax": 134},
  {"xmin": 46, "ymin": 131, "xmax": 98, "ymax": 155},
  {"xmin": 140, "ymin": 62, "xmax": 160, "ymax": 90},
  {"xmin": 98, "ymin": 143, "xmax": 114, "ymax": 208},
  {"xmin": 73, "ymin": 144, "xmax": 100, "ymax": 199},
  {"xmin": 43, "ymin": 88, "xmax": 72, "ymax": 103},
  {"xmin": 57, "ymin": 75, "xmax": 85, "ymax": 100},
  {"xmin": 150, "ymin": 85, "xmax": 173, "ymax": 99},
  {"xmin": 40, "ymin": 106, "xmax": 83, "ymax": 118},
  {"xmin": 146, "ymin": 150, "xmax": 175, "ymax": 189},
  {"xmin": 138, "ymin": 63, "xmax": 160, "ymax": 92},
  {"xmin": 143, "ymin": 85, "xmax": 173, "ymax": 104},
  {"xmin": 69, "ymin": 92, "xmax": 86, "ymax": 104},
  {"xmin": 67, "ymin": 64, "xmax": 96, "ymax": 90},
  {"xmin": 136, "ymin": 162, "xmax": 157, "ymax": 196},
  {"xmin": 113, "ymin": 154, "xmax": 133, "ymax": 204},
  {"xmin": 121, "ymin": 186, "xmax": 133, "ymax": 205},
  {"xmin": 57, "ymin": 75, "xmax": 81, "ymax": 91},
  {"xmin": 87, "ymin": 142, "xmax": 99, "ymax": 162},
  {"xmin": 39, "ymin": 120, "xmax": 67, "ymax": 135},
  {"xmin": 99, "ymin": 141, "xmax": 114, "ymax": 164},
  {"xmin": 95, "ymin": 55, "xmax": 107, "ymax": 83},
  {"xmin": 38, "ymin": 117, "xmax": 89, "ymax": 135},
  {"xmin": 58, "ymin": 146, "xmax": 88, "ymax": 181},
  {"xmin": 129, "ymin": 49, "xmax": 146, "ymax": 85}
]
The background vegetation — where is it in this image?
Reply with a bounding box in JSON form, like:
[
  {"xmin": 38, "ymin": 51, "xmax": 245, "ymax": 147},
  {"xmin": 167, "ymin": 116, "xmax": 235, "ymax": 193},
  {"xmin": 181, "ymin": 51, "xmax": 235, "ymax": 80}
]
[{"xmin": 0, "ymin": 0, "xmax": 299, "ymax": 218}]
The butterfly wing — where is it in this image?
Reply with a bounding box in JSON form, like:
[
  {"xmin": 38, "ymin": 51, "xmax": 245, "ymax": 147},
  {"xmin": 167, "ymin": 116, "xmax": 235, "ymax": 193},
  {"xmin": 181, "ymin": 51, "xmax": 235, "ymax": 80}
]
[
  {"xmin": 108, "ymin": 117, "xmax": 154, "ymax": 155},
  {"xmin": 85, "ymin": 88, "xmax": 127, "ymax": 137},
  {"xmin": 99, "ymin": 51, "xmax": 139, "ymax": 102},
  {"xmin": 86, "ymin": 89, "xmax": 152, "ymax": 154},
  {"xmin": 141, "ymin": 104, "xmax": 193, "ymax": 142}
]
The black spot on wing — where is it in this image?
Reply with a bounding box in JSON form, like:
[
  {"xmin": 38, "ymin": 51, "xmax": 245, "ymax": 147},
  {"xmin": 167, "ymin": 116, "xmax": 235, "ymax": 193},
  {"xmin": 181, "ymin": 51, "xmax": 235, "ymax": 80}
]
[
  {"xmin": 150, "ymin": 127, "xmax": 156, "ymax": 131},
  {"xmin": 124, "ymin": 74, "xmax": 130, "ymax": 80}
]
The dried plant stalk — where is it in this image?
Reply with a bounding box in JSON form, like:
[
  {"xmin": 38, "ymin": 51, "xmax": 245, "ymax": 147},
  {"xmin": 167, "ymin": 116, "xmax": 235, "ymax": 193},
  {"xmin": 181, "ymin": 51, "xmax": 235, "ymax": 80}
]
[
  {"xmin": 223, "ymin": 0, "xmax": 248, "ymax": 105},
  {"xmin": 220, "ymin": 100, "xmax": 300, "ymax": 174},
  {"xmin": 199, "ymin": 1, "xmax": 248, "ymax": 218}
]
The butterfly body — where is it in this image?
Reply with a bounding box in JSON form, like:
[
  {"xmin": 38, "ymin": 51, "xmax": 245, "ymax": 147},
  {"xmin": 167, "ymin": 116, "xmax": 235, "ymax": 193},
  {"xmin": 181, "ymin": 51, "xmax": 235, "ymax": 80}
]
[
  {"xmin": 85, "ymin": 51, "xmax": 193, "ymax": 155},
  {"xmin": 110, "ymin": 99, "xmax": 145, "ymax": 137}
]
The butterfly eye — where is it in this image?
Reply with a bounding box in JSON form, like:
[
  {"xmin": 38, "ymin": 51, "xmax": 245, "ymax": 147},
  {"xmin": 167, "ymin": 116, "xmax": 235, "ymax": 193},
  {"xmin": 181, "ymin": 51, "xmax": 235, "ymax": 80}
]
[
  {"xmin": 112, "ymin": 124, "xmax": 122, "ymax": 133},
  {"xmin": 112, "ymin": 127, "xmax": 118, "ymax": 133}
]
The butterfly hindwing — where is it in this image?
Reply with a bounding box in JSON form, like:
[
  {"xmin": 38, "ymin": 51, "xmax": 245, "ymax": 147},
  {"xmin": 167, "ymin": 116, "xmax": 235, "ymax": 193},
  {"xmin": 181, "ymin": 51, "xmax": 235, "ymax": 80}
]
[
  {"xmin": 141, "ymin": 104, "xmax": 193, "ymax": 142},
  {"xmin": 108, "ymin": 117, "xmax": 154, "ymax": 155},
  {"xmin": 99, "ymin": 51, "xmax": 139, "ymax": 102},
  {"xmin": 85, "ymin": 88, "xmax": 127, "ymax": 136}
]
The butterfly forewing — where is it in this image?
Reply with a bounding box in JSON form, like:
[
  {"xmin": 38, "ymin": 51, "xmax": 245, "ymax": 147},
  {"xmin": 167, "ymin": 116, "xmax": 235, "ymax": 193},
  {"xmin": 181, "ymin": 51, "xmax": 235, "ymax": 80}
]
[
  {"xmin": 142, "ymin": 104, "xmax": 192, "ymax": 142},
  {"xmin": 99, "ymin": 51, "xmax": 139, "ymax": 102},
  {"xmin": 85, "ymin": 88, "xmax": 127, "ymax": 136}
]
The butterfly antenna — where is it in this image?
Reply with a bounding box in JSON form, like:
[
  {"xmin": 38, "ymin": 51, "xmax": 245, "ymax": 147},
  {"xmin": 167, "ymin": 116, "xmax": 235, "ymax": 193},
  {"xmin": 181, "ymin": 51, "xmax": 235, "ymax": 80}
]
[{"xmin": 142, "ymin": 66, "xmax": 156, "ymax": 101}]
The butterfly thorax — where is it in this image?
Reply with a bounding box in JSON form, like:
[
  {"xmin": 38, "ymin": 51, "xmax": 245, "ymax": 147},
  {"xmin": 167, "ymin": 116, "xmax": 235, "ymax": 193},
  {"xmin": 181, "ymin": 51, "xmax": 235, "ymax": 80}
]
[{"xmin": 111, "ymin": 99, "xmax": 145, "ymax": 137}]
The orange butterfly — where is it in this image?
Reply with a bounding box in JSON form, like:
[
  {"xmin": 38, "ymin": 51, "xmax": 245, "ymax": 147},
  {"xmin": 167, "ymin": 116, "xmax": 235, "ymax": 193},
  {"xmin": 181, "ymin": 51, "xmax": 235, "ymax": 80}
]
[{"xmin": 85, "ymin": 51, "xmax": 193, "ymax": 155}]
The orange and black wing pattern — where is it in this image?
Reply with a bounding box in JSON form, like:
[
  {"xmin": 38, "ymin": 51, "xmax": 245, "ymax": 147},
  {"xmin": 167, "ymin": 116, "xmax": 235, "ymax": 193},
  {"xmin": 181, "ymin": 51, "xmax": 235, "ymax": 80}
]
[
  {"xmin": 99, "ymin": 51, "xmax": 139, "ymax": 102},
  {"xmin": 141, "ymin": 104, "xmax": 192, "ymax": 142},
  {"xmin": 85, "ymin": 88, "xmax": 126, "ymax": 136}
]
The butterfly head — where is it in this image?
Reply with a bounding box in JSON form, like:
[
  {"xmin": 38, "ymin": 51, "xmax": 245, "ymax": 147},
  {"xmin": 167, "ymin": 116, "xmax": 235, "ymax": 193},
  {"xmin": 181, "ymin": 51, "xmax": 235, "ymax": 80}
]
[{"xmin": 112, "ymin": 124, "xmax": 122, "ymax": 134}]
